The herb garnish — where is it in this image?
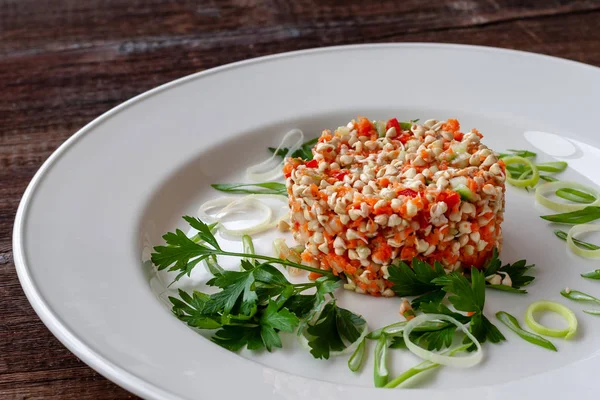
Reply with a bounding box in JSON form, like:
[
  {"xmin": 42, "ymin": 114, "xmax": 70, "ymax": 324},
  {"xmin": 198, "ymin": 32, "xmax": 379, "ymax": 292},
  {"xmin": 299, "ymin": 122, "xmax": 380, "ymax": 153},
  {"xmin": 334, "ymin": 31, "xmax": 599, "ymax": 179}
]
[
  {"xmin": 387, "ymin": 258, "xmax": 446, "ymax": 309},
  {"xmin": 269, "ymin": 137, "xmax": 319, "ymax": 160},
  {"xmin": 496, "ymin": 311, "xmax": 556, "ymax": 351},
  {"xmin": 432, "ymin": 269, "xmax": 505, "ymax": 346},
  {"xmin": 554, "ymin": 229, "xmax": 600, "ymax": 250},
  {"xmin": 581, "ymin": 269, "xmax": 600, "ymax": 280},
  {"xmin": 539, "ymin": 175, "xmax": 558, "ymax": 183},
  {"xmin": 389, "ymin": 248, "xmax": 534, "ymax": 300},
  {"xmin": 499, "ymin": 149, "xmax": 537, "ymax": 159},
  {"xmin": 159, "ymin": 223, "xmax": 365, "ymax": 357},
  {"xmin": 555, "ymin": 188, "xmax": 595, "ymax": 204},
  {"xmin": 560, "ymin": 289, "xmax": 600, "ymax": 305},
  {"xmin": 211, "ymin": 182, "xmax": 287, "ymax": 196},
  {"xmin": 482, "ymin": 248, "xmax": 535, "ymax": 293},
  {"xmin": 151, "ymin": 216, "xmax": 335, "ymax": 281},
  {"xmin": 388, "ymin": 261, "xmax": 507, "ymax": 348},
  {"xmin": 540, "ymin": 206, "xmax": 600, "ymax": 224}
]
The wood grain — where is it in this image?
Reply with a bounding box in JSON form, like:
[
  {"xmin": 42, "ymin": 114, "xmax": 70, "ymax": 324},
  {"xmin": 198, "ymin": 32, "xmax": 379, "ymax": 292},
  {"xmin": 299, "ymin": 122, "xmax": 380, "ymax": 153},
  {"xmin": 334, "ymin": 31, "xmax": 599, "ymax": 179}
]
[{"xmin": 1, "ymin": 1, "xmax": 600, "ymax": 398}]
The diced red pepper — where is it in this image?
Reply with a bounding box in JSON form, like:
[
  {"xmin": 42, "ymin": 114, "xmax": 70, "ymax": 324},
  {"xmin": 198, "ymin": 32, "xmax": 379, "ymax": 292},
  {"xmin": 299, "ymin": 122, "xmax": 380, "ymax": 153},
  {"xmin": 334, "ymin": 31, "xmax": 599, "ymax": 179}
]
[
  {"xmin": 415, "ymin": 212, "xmax": 430, "ymax": 229},
  {"xmin": 398, "ymin": 189, "xmax": 418, "ymax": 197},
  {"xmin": 386, "ymin": 118, "xmax": 401, "ymax": 132},
  {"xmin": 399, "ymin": 133, "xmax": 411, "ymax": 144},
  {"xmin": 332, "ymin": 170, "xmax": 348, "ymax": 180},
  {"xmin": 305, "ymin": 159, "xmax": 318, "ymax": 168}
]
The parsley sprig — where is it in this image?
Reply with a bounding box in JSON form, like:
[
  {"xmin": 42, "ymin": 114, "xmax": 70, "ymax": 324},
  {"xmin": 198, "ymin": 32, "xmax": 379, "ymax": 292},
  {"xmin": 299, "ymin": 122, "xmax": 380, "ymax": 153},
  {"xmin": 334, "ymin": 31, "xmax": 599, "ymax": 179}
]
[
  {"xmin": 387, "ymin": 258, "xmax": 446, "ymax": 309},
  {"xmin": 269, "ymin": 137, "xmax": 319, "ymax": 160},
  {"xmin": 387, "ymin": 253, "xmax": 534, "ymax": 349},
  {"xmin": 389, "ymin": 248, "xmax": 534, "ymax": 301},
  {"xmin": 482, "ymin": 248, "xmax": 535, "ymax": 293},
  {"xmin": 432, "ymin": 269, "xmax": 505, "ymax": 346},
  {"xmin": 151, "ymin": 216, "xmax": 336, "ymax": 282},
  {"xmin": 154, "ymin": 218, "xmax": 365, "ymax": 358}
]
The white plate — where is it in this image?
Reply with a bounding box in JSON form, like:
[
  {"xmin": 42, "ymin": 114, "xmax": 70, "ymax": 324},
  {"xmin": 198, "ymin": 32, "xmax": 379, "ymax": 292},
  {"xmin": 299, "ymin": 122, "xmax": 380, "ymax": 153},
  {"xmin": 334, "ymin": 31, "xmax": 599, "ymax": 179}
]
[{"xmin": 13, "ymin": 44, "xmax": 600, "ymax": 400}]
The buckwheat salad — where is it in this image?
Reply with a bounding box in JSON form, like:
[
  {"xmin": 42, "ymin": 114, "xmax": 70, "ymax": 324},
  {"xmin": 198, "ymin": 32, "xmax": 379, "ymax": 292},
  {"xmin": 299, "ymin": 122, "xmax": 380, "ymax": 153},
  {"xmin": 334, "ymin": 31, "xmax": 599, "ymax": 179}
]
[
  {"xmin": 284, "ymin": 118, "xmax": 504, "ymax": 297},
  {"xmin": 151, "ymin": 116, "xmax": 600, "ymax": 389}
]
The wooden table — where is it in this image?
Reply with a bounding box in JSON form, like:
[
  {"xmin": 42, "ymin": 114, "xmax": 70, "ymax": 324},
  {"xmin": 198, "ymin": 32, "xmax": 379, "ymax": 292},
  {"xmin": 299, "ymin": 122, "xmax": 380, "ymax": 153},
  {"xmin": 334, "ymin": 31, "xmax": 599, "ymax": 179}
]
[{"xmin": 2, "ymin": 1, "xmax": 600, "ymax": 398}]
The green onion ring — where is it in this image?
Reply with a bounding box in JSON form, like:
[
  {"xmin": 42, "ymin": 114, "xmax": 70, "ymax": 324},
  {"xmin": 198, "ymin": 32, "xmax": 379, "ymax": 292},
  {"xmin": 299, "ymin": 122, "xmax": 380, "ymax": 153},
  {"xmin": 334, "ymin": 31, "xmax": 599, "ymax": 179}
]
[
  {"xmin": 535, "ymin": 181, "xmax": 600, "ymax": 212},
  {"xmin": 525, "ymin": 300, "xmax": 578, "ymax": 339},
  {"xmin": 566, "ymin": 224, "xmax": 600, "ymax": 258},
  {"xmin": 374, "ymin": 334, "xmax": 389, "ymax": 387},
  {"xmin": 347, "ymin": 338, "xmax": 366, "ymax": 372},
  {"xmin": 503, "ymin": 156, "xmax": 539, "ymax": 188},
  {"xmin": 403, "ymin": 313, "xmax": 482, "ymax": 368}
]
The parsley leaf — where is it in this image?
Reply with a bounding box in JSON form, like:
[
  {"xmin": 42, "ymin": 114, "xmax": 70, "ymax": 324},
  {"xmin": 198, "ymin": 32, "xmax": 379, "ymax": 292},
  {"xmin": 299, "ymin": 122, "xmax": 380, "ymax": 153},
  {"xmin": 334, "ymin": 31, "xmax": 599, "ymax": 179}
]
[
  {"xmin": 418, "ymin": 302, "xmax": 469, "ymax": 323},
  {"xmin": 389, "ymin": 337, "xmax": 406, "ymax": 349},
  {"xmin": 486, "ymin": 284, "xmax": 528, "ymax": 294},
  {"xmin": 151, "ymin": 217, "xmax": 222, "ymax": 282},
  {"xmin": 155, "ymin": 217, "xmax": 364, "ymax": 358},
  {"xmin": 433, "ymin": 271, "xmax": 482, "ymax": 314},
  {"xmin": 297, "ymin": 277, "xmax": 342, "ymax": 334},
  {"xmin": 152, "ymin": 217, "xmax": 336, "ymax": 281},
  {"xmin": 183, "ymin": 216, "xmax": 222, "ymax": 251},
  {"xmin": 255, "ymin": 300, "xmax": 300, "ymax": 351},
  {"xmin": 283, "ymin": 294, "xmax": 316, "ymax": 319},
  {"xmin": 260, "ymin": 300, "xmax": 299, "ymax": 333},
  {"xmin": 497, "ymin": 260, "xmax": 535, "ymax": 289},
  {"xmin": 169, "ymin": 289, "xmax": 221, "ymax": 329},
  {"xmin": 413, "ymin": 325, "xmax": 457, "ymax": 351},
  {"xmin": 211, "ymin": 325, "xmax": 265, "ymax": 351},
  {"xmin": 483, "ymin": 248, "xmax": 535, "ymax": 292},
  {"xmin": 306, "ymin": 302, "xmax": 366, "ymax": 359},
  {"xmin": 482, "ymin": 248, "xmax": 502, "ymax": 276},
  {"xmin": 410, "ymin": 289, "xmax": 446, "ymax": 310},
  {"xmin": 387, "ymin": 258, "xmax": 445, "ymax": 298},
  {"xmin": 433, "ymin": 269, "xmax": 505, "ymax": 346},
  {"xmin": 203, "ymin": 269, "xmax": 258, "ymax": 316},
  {"xmin": 268, "ymin": 137, "xmax": 319, "ymax": 160},
  {"xmin": 335, "ymin": 307, "xmax": 364, "ymax": 343},
  {"xmin": 151, "ymin": 228, "xmax": 218, "ymax": 281},
  {"xmin": 466, "ymin": 313, "xmax": 506, "ymax": 348}
]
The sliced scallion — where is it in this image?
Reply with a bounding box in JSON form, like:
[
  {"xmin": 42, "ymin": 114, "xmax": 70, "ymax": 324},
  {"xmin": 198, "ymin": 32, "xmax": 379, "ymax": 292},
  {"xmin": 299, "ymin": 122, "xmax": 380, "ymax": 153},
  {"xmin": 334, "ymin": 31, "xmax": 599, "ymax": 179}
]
[
  {"xmin": 403, "ymin": 314, "xmax": 482, "ymax": 368},
  {"xmin": 540, "ymin": 175, "xmax": 558, "ymax": 182},
  {"xmin": 242, "ymin": 235, "xmax": 255, "ymax": 265},
  {"xmin": 348, "ymin": 338, "xmax": 366, "ymax": 372},
  {"xmin": 536, "ymin": 182, "xmax": 600, "ymax": 213},
  {"xmin": 560, "ymin": 289, "xmax": 600, "ymax": 305},
  {"xmin": 524, "ymin": 300, "xmax": 577, "ymax": 339},
  {"xmin": 367, "ymin": 322, "xmax": 406, "ymax": 340},
  {"xmin": 384, "ymin": 343, "xmax": 471, "ymax": 389},
  {"xmin": 366, "ymin": 320, "xmax": 448, "ymax": 340},
  {"xmin": 496, "ymin": 311, "xmax": 556, "ymax": 351},
  {"xmin": 205, "ymin": 255, "xmax": 225, "ymax": 276},
  {"xmin": 556, "ymin": 188, "xmax": 596, "ymax": 204},
  {"xmin": 374, "ymin": 334, "xmax": 389, "ymax": 387},
  {"xmin": 581, "ymin": 269, "xmax": 600, "ymax": 280},
  {"xmin": 583, "ymin": 310, "xmax": 600, "ymax": 316},
  {"xmin": 566, "ymin": 224, "xmax": 600, "ymax": 258},
  {"xmin": 501, "ymin": 149, "xmax": 537, "ymax": 159},
  {"xmin": 536, "ymin": 161, "xmax": 568, "ymax": 173},
  {"xmin": 503, "ymin": 156, "xmax": 539, "ymax": 188},
  {"xmin": 540, "ymin": 206, "xmax": 600, "ymax": 224},
  {"xmin": 554, "ymin": 229, "xmax": 600, "ymax": 250},
  {"xmin": 211, "ymin": 182, "xmax": 287, "ymax": 196}
]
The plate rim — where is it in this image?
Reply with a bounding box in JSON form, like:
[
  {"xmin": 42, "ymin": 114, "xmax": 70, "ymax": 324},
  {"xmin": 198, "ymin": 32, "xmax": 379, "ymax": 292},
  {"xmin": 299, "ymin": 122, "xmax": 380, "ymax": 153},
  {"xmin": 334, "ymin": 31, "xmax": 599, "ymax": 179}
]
[{"xmin": 12, "ymin": 42, "xmax": 600, "ymax": 399}]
